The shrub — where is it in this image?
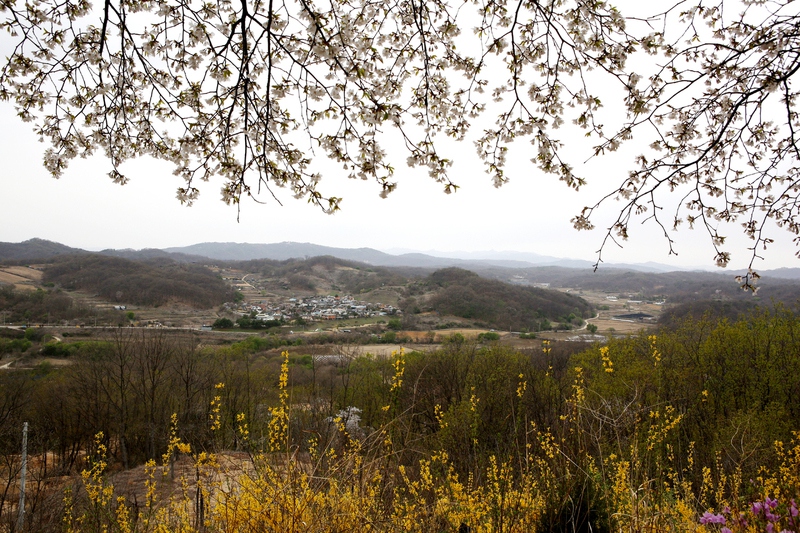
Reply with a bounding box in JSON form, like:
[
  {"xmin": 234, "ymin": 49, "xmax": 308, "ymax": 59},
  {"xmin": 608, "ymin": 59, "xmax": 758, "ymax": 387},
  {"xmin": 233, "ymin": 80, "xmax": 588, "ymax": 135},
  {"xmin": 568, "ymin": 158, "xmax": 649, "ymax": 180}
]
[
  {"xmin": 24, "ymin": 327, "xmax": 45, "ymax": 342},
  {"xmin": 212, "ymin": 317, "xmax": 234, "ymax": 329},
  {"xmin": 0, "ymin": 338, "xmax": 32, "ymax": 353}
]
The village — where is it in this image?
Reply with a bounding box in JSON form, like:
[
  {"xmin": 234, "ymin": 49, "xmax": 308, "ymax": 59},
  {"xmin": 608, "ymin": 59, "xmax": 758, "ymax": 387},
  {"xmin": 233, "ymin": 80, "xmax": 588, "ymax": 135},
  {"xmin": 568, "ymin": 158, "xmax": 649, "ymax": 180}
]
[{"xmin": 222, "ymin": 294, "xmax": 401, "ymax": 324}]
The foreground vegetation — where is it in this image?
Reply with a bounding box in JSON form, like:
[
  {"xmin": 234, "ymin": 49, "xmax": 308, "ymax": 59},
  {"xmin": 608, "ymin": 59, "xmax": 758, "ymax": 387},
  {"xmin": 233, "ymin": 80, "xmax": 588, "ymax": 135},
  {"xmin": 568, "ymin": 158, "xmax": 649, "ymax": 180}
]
[{"xmin": 1, "ymin": 306, "xmax": 799, "ymax": 531}]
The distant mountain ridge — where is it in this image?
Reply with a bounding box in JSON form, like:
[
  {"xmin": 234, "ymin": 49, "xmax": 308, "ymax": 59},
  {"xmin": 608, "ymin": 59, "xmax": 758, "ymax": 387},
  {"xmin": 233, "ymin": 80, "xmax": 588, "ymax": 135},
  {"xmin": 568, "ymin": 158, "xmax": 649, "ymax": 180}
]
[
  {"xmin": 162, "ymin": 242, "xmax": 699, "ymax": 272},
  {"xmin": 163, "ymin": 241, "xmax": 604, "ymax": 269},
  {"xmin": 2, "ymin": 238, "xmax": 800, "ymax": 279},
  {"xmin": 164, "ymin": 242, "xmax": 395, "ymax": 263}
]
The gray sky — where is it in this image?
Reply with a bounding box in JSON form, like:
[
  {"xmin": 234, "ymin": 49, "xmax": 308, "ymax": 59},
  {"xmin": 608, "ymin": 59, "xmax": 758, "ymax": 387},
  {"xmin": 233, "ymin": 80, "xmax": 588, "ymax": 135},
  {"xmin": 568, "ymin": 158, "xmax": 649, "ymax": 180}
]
[
  {"xmin": 2, "ymin": 95, "xmax": 796, "ymax": 271},
  {"xmin": 1, "ymin": 0, "xmax": 798, "ymax": 271}
]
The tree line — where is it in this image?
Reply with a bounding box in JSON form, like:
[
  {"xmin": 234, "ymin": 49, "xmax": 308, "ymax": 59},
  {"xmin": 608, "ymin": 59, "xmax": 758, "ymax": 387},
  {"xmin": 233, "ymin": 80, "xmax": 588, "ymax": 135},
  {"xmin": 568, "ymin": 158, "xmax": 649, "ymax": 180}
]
[{"xmin": 1, "ymin": 305, "xmax": 799, "ymax": 530}]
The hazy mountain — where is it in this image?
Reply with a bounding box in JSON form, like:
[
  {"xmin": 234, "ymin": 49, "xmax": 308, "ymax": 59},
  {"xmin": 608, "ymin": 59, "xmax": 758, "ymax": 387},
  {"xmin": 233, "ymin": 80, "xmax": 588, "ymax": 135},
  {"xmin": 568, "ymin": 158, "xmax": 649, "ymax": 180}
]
[
  {"xmin": 162, "ymin": 242, "xmax": 524, "ymax": 268},
  {"xmin": 162, "ymin": 242, "xmax": 600, "ymax": 270},
  {"xmin": 387, "ymin": 248, "xmax": 567, "ymax": 263},
  {"xmin": 163, "ymin": 242, "xmax": 388, "ymax": 263},
  {"xmin": 386, "ymin": 248, "xmax": 690, "ymax": 272},
  {"xmin": 0, "ymin": 239, "xmax": 210, "ymax": 264},
  {"xmin": 758, "ymin": 267, "xmax": 800, "ymax": 280},
  {"xmin": 0, "ymin": 238, "xmax": 86, "ymax": 261},
  {"xmin": 99, "ymin": 247, "xmax": 210, "ymax": 263},
  {"xmin": 1, "ymin": 239, "xmax": 796, "ymax": 277}
]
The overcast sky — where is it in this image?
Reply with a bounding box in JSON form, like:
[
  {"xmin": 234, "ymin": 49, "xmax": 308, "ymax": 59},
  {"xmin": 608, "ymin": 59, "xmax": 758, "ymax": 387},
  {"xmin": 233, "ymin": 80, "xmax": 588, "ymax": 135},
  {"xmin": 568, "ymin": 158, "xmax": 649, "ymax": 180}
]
[
  {"xmin": 1, "ymin": 0, "xmax": 798, "ymax": 271},
  {"xmin": 2, "ymin": 98, "xmax": 798, "ymax": 271}
]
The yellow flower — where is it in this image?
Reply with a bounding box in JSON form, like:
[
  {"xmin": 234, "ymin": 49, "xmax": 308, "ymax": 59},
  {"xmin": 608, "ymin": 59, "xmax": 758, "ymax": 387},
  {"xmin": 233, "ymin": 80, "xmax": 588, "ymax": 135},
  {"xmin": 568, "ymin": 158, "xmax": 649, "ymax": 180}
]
[{"xmin": 600, "ymin": 346, "xmax": 614, "ymax": 373}]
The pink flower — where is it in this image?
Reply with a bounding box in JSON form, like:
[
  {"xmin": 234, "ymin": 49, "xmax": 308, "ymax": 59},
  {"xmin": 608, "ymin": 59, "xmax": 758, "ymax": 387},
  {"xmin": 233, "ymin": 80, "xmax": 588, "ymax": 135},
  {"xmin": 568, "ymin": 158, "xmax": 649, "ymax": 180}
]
[
  {"xmin": 700, "ymin": 512, "xmax": 726, "ymax": 525},
  {"xmin": 767, "ymin": 497, "xmax": 779, "ymax": 510}
]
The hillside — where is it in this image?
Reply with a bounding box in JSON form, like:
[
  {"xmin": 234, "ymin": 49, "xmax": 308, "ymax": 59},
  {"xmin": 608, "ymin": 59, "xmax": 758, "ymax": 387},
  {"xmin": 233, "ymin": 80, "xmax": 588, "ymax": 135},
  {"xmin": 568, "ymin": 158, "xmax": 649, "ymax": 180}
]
[
  {"xmin": 423, "ymin": 268, "xmax": 593, "ymax": 331},
  {"xmin": 43, "ymin": 255, "xmax": 234, "ymax": 308},
  {"xmin": 221, "ymin": 259, "xmax": 592, "ymax": 331},
  {"xmin": 0, "ymin": 284, "xmax": 125, "ymax": 324},
  {"xmin": 234, "ymin": 256, "xmax": 415, "ymax": 295}
]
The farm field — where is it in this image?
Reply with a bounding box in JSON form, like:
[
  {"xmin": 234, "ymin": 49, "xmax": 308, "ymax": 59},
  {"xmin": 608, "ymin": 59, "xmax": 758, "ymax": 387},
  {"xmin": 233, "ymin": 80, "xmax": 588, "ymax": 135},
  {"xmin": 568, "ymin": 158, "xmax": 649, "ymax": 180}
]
[
  {"xmin": 0, "ymin": 265, "xmax": 42, "ymax": 291},
  {"xmin": 564, "ymin": 287, "xmax": 661, "ymax": 335}
]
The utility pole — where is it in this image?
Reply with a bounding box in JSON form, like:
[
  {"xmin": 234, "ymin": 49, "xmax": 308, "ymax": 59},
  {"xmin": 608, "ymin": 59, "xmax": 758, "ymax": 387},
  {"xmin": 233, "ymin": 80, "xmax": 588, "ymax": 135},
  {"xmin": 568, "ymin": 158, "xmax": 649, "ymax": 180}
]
[{"xmin": 17, "ymin": 422, "xmax": 28, "ymax": 532}]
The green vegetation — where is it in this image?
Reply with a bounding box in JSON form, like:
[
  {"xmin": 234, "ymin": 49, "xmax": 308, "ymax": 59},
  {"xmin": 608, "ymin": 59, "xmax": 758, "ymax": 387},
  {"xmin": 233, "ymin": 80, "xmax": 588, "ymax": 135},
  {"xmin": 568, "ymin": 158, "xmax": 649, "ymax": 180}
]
[
  {"xmin": 40, "ymin": 340, "xmax": 93, "ymax": 357},
  {"xmin": 0, "ymin": 337, "xmax": 31, "ymax": 354},
  {"xmin": 24, "ymin": 326, "xmax": 45, "ymax": 341},
  {"xmin": 386, "ymin": 318, "xmax": 402, "ymax": 331},
  {"xmin": 1, "ymin": 307, "xmax": 799, "ymax": 532},
  {"xmin": 234, "ymin": 314, "xmax": 282, "ymax": 330},
  {"xmin": 658, "ymin": 299, "xmax": 758, "ymax": 329},
  {"xmin": 212, "ymin": 317, "xmax": 234, "ymax": 329}
]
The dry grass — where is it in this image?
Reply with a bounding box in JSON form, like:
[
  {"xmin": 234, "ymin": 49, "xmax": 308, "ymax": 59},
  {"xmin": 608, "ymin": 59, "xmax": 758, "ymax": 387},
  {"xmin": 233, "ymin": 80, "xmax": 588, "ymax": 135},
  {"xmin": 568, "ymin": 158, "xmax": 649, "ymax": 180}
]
[
  {"xmin": 345, "ymin": 344, "xmax": 428, "ymax": 356},
  {"xmin": 0, "ymin": 266, "xmax": 43, "ymax": 279},
  {"xmin": 0, "ymin": 266, "xmax": 42, "ymax": 291}
]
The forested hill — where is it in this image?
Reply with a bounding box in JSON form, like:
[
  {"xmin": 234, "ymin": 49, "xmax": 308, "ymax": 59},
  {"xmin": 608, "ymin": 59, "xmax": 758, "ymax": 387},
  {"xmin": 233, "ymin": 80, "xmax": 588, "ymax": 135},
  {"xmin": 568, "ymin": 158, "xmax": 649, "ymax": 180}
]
[
  {"xmin": 43, "ymin": 255, "xmax": 234, "ymax": 308},
  {"xmin": 425, "ymin": 268, "xmax": 593, "ymax": 331},
  {"xmin": 233, "ymin": 255, "xmax": 415, "ymax": 294},
  {"xmin": 0, "ymin": 238, "xmax": 86, "ymax": 261}
]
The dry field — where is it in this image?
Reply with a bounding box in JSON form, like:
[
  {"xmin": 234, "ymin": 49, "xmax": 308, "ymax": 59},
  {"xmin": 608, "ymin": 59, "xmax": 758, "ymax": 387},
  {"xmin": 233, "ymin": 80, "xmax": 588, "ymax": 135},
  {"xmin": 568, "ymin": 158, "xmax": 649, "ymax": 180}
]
[
  {"xmin": 566, "ymin": 288, "xmax": 661, "ymax": 335},
  {"xmin": 0, "ymin": 265, "xmax": 42, "ymax": 291},
  {"xmin": 340, "ymin": 344, "xmax": 432, "ymax": 357}
]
